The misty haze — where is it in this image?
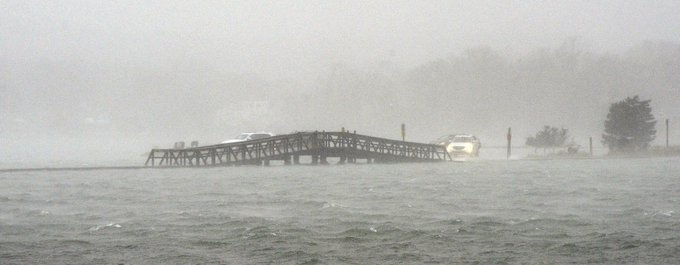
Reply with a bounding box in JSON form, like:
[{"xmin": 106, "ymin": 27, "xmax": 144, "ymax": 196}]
[{"xmin": 1, "ymin": 1, "xmax": 680, "ymax": 264}]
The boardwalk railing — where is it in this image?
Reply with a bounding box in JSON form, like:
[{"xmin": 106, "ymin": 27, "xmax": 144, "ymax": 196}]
[{"xmin": 145, "ymin": 131, "xmax": 451, "ymax": 167}]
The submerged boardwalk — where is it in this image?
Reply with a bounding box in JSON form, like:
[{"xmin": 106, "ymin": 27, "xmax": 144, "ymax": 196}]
[{"xmin": 145, "ymin": 131, "xmax": 451, "ymax": 167}]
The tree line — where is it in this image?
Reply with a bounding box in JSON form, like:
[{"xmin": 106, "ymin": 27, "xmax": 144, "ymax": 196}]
[{"xmin": 527, "ymin": 95, "xmax": 657, "ymax": 153}]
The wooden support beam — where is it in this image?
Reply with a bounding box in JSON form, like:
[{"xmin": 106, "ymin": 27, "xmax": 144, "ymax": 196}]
[{"xmin": 145, "ymin": 131, "xmax": 450, "ymax": 167}]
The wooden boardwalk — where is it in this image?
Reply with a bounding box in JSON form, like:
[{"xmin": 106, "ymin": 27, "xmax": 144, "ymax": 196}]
[{"xmin": 145, "ymin": 131, "xmax": 451, "ymax": 167}]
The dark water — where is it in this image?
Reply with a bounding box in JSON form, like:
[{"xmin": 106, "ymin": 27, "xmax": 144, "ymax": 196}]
[{"xmin": 1, "ymin": 157, "xmax": 679, "ymax": 264}]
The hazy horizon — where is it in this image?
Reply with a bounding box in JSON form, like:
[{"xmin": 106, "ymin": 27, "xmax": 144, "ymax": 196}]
[{"xmin": 2, "ymin": 0, "xmax": 680, "ymax": 166}]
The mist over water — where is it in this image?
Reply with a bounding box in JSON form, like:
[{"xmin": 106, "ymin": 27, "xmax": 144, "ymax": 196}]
[
  {"xmin": 1, "ymin": 158, "xmax": 679, "ymax": 264},
  {"xmin": 2, "ymin": 1, "xmax": 680, "ymax": 264},
  {"xmin": 2, "ymin": 1, "xmax": 680, "ymax": 165}
]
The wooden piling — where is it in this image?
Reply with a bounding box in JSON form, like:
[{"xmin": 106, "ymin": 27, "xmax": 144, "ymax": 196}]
[{"xmin": 507, "ymin": 127, "xmax": 512, "ymax": 159}]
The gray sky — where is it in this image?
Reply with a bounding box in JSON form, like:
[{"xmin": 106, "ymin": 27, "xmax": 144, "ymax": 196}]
[
  {"xmin": 3, "ymin": 1, "xmax": 680, "ymax": 76},
  {"xmin": 2, "ymin": 0, "xmax": 680, "ymax": 165}
]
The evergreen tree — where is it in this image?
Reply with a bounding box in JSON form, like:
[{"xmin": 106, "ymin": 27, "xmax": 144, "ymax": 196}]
[{"xmin": 602, "ymin": 96, "xmax": 656, "ymax": 152}]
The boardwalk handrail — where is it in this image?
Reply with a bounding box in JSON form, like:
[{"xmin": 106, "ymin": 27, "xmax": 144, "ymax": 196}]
[{"xmin": 145, "ymin": 131, "xmax": 451, "ymax": 167}]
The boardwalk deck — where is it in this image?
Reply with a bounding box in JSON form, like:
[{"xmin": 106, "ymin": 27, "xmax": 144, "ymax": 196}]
[{"xmin": 145, "ymin": 131, "xmax": 451, "ymax": 167}]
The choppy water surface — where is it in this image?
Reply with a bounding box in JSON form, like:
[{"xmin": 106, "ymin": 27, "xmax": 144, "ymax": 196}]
[{"xmin": 1, "ymin": 157, "xmax": 679, "ymax": 264}]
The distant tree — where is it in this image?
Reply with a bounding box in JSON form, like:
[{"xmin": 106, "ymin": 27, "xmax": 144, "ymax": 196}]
[
  {"xmin": 526, "ymin": 126, "xmax": 569, "ymax": 152},
  {"xmin": 602, "ymin": 96, "xmax": 656, "ymax": 152}
]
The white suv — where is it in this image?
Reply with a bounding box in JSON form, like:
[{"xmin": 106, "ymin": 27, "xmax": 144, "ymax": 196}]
[
  {"xmin": 443, "ymin": 134, "xmax": 481, "ymax": 157},
  {"xmin": 221, "ymin": 132, "xmax": 275, "ymax": 144}
]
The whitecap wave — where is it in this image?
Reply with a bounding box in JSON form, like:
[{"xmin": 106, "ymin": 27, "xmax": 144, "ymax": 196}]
[
  {"xmin": 89, "ymin": 222, "xmax": 122, "ymax": 231},
  {"xmin": 650, "ymin": 210, "xmax": 674, "ymax": 217},
  {"xmin": 322, "ymin": 202, "xmax": 345, "ymax": 209}
]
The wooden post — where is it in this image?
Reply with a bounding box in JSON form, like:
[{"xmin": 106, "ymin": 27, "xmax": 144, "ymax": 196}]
[
  {"xmin": 401, "ymin": 123, "xmax": 405, "ymax": 141},
  {"xmin": 667, "ymin": 118, "xmax": 670, "ymax": 148},
  {"xmin": 506, "ymin": 127, "xmax": 512, "ymax": 159},
  {"xmin": 145, "ymin": 150, "xmax": 155, "ymax": 166},
  {"xmin": 589, "ymin": 137, "xmax": 593, "ymax": 156}
]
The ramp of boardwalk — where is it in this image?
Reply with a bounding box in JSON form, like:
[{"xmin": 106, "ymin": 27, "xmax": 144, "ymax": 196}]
[{"xmin": 145, "ymin": 131, "xmax": 451, "ymax": 167}]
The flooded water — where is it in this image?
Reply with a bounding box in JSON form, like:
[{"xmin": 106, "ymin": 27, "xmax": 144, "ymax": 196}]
[{"xmin": 1, "ymin": 157, "xmax": 679, "ymax": 264}]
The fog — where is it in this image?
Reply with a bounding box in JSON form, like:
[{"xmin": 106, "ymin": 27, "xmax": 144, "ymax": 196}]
[{"xmin": 2, "ymin": 0, "xmax": 680, "ymax": 166}]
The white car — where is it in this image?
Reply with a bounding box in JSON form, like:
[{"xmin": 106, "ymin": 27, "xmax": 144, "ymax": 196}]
[
  {"xmin": 221, "ymin": 132, "xmax": 275, "ymax": 144},
  {"xmin": 446, "ymin": 134, "xmax": 481, "ymax": 157}
]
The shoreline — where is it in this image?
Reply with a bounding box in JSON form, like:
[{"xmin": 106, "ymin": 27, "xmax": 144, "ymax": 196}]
[
  {"xmin": 2, "ymin": 153, "xmax": 679, "ymax": 173},
  {"xmin": 0, "ymin": 166, "xmax": 147, "ymax": 173}
]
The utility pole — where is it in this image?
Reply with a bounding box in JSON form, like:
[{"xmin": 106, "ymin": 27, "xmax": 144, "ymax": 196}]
[{"xmin": 667, "ymin": 119, "xmax": 670, "ymax": 148}]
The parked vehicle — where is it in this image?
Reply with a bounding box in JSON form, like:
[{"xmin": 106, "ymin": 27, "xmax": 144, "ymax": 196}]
[
  {"xmin": 432, "ymin": 134, "xmax": 481, "ymax": 157},
  {"xmin": 448, "ymin": 134, "xmax": 481, "ymax": 157},
  {"xmin": 221, "ymin": 132, "xmax": 275, "ymax": 144}
]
